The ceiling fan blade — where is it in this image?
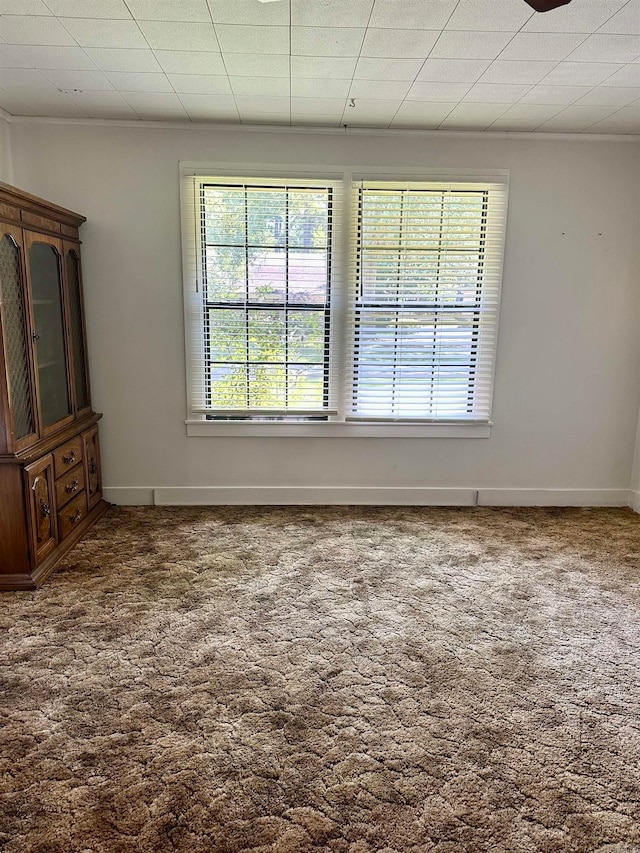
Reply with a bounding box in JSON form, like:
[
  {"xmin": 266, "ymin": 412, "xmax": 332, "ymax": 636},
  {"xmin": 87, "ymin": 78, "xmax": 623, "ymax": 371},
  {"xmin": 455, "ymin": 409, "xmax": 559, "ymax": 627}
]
[{"xmin": 524, "ymin": 0, "xmax": 572, "ymax": 10}]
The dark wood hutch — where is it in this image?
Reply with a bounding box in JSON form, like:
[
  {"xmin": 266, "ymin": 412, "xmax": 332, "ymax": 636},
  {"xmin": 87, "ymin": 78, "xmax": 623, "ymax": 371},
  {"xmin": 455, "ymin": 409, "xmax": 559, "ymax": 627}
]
[{"xmin": 0, "ymin": 182, "xmax": 108, "ymax": 590}]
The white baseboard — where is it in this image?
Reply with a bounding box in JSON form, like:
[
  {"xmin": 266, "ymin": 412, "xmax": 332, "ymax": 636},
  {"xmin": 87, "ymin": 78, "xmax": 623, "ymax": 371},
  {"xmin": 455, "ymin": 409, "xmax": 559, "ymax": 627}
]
[
  {"xmin": 103, "ymin": 487, "xmax": 155, "ymax": 505},
  {"xmin": 153, "ymin": 487, "xmax": 478, "ymax": 506},
  {"xmin": 477, "ymin": 488, "xmax": 629, "ymax": 507},
  {"xmin": 103, "ymin": 486, "xmax": 633, "ymax": 508}
]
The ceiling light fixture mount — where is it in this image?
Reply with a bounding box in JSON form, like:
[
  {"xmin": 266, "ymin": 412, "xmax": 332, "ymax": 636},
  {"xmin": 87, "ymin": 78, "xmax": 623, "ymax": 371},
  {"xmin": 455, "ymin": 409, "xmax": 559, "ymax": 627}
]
[{"xmin": 524, "ymin": 0, "xmax": 572, "ymax": 11}]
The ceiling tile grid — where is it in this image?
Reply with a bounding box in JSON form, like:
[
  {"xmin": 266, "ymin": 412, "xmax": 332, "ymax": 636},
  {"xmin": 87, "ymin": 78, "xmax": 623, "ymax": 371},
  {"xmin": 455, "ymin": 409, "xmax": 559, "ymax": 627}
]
[{"xmin": 0, "ymin": 0, "xmax": 636, "ymax": 132}]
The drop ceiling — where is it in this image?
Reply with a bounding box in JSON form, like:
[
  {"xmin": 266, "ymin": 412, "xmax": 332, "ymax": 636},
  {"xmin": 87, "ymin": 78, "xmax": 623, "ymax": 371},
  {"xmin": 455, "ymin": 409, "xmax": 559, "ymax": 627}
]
[{"xmin": 0, "ymin": 0, "xmax": 639, "ymax": 134}]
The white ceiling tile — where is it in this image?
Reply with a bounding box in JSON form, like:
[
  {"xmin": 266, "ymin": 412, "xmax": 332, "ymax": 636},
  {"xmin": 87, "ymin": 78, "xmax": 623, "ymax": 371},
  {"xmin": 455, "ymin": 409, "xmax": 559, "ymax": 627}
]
[
  {"xmin": 42, "ymin": 68, "xmax": 114, "ymax": 90},
  {"xmin": 217, "ymin": 24, "xmax": 289, "ymax": 55},
  {"xmin": 178, "ymin": 92, "xmax": 237, "ymax": 111},
  {"xmin": 106, "ymin": 71, "xmax": 173, "ymax": 91},
  {"xmin": 290, "ymin": 96, "xmax": 346, "ymax": 114},
  {"xmin": 230, "ymin": 76, "xmax": 289, "ymax": 96},
  {"xmin": 240, "ymin": 111, "xmax": 290, "ymax": 124},
  {"xmin": 135, "ymin": 106, "xmax": 189, "ymax": 119},
  {"xmin": 599, "ymin": 1, "xmax": 640, "ymax": 36},
  {"xmin": 574, "ymin": 86, "xmax": 640, "ymax": 106},
  {"xmin": 0, "ymin": 89, "xmax": 36, "ymax": 114},
  {"xmin": 355, "ymin": 57, "xmax": 423, "ymax": 81},
  {"xmin": 0, "ymin": 67, "xmax": 53, "ymax": 87},
  {"xmin": 345, "ymin": 97, "xmax": 402, "ymax": 115},
  {"xmin": 225, "ymin": 52, "xmax": 289, "ymax": 77},
  {"xmin": 520, "ymin": 85, "xmax": 590, "ymax": 104},
  {"xmin": 567, "ymin": 34, "xmax": 640, "ymax": 63},
  {"xmin": 370, "ymin": 0, "xmax": 458, "ymax": 30},
  {"xmin": 349, "ymin": 79, "xmax": 411, "ymax": 99},
  {"xmin": 168, "ymin": 73, "xmax": 231, "ymax": 94},
  {"xmin": 523, "ymin": 0, "xmax": 628, "ymax": 33},
  {"xmin": 343, "ymin": 113, "xmax": 392, "ymax": 126},
  {"xmin": 291, "ymin": 26, "xmax": 365, "ymax": 56},
  {"xmin": 480, "ymin": 60, "xmax": 558, "ymax": 84},
  {"xmin": 69, "ymin": 89, "xmax": 135, "ymax": 108},
  {"xmin": 602, "ymin": 103, "xmax": 640, "ymax": 119},
  {"xmin": 238, "ymin": 108, "xmax": 287, "ymax": 119},
  {"xmin": 235, "ymin": 94, "xmax": 290, "ymax": 112},
  {"xmin": 85, "ymin": 48, "xmax": 161, "ymax": 73},
  {"xmin": 188, "ymin": 111, "xmax": 238, "ymax": 121},
  {"xmin": 291, "ymin": 56, "xmax": 356, "ymax": 78},
  {"xmin": 541, "ymin": 61, "xmax": 625, "ymax": 85},
  {"xmin": 22, "ymin": 99, "xmax": 89, "ymax": 117},
  {"xmin": 0, "ymin": 44, "xmax": 33, "ymax": 67},
  {"xmin": 499, "ymin": 33, "xmax": 587, "ymax": 62},
  {"xmin": 590, "ymin": 103, "xmax": 640, "ymax": 131},
  {"xmin": 61, "ymin": 18, "xmax": 147, "ymax": 49},
  {"xmin": 154, "ymin": 50, "xmax": 226, "ymax": 75},
  {"xmin": 14, "ymin": 45, "xmax": 97, "ymax": 69},
  {"xmin": 429, "ymin": 30, "xmax": 513, "ymax": 60},
  {"xmin": 464, "ymin": 83, "xmax": 532, "ymax": 103},
  {"xmin": 360, "ymin": 28, "xmax": 438, "ymax": 59},
  {"xmin": 81, "ymin": 104, "xmax": 140, "ymax": 118},
  {"xmin": 44, "ymin": 0, "xmax": 131, "ymax": 17},
  {"xmin": 291, "ymin": 114, "xmax": 342, "ymax": 125},
  {"xmin": 291, "ymin": 0, "xmax": 374, "ymax": 27},
  {"xmin": 291, "ymin": 77, "xmax": 350, "ymax": 98},
  {"xmin": 586, "ymin": 116, "xmax": 640, "ymax": 133},
  {"xmin": 0, "ymin": 15, "xmax": 75, "ymax": 45},
  {"xmin": 489, "ymin": 103, "xmax": 564, "ymax": 126},
  {"xmin": 138, "ymin": 21, "xmax": 219, "ymax": 51},
  {"xmin": 68, "ymin": 90, "xmax": 139, "ymax": 117},
  {"xmin": 391, "ymin": 100, "xmax": 456, "ymax": 124},
  {"xmin": 601, "ymin": 64, "xmax": 640, "ymax": 85},
  {"xmin": 407, "ymin": 81, "xmax": 472, "ymax": 101},
  {"xmin": 446, "ymin": 0, "xmax": 532, "ymax": 32},
  {"xmin": 0, "ymin": 0, "xmax": 51, "ymax": 13},
  {"xmin": 417, "ymin": 58, "xmax": 491, "ymax": 83},
  {"xmin": 121, "ymin": 90, "xmax": 183, "ymax": 108},
  {"xmin": 207, "ymin": 0, "xmax": 290, "ymax": 25},
  {"xmin": 126, "ymin": 0, "xmax": 211, "ymax": 22},
  {"xmin": 539, "ymin": 104, "xmax": 620, "ymax": 131},
  {"xmin": 440, "ymin": 102, "xmax": 509, "ymax": 128}
]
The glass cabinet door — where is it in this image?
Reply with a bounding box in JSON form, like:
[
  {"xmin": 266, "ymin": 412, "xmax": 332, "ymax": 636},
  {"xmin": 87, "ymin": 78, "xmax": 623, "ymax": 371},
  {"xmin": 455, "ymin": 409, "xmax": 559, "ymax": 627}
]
[
  {"xmin": 0, "ymin": 228, "xmax": 37, "ymax": 447},
  {"xmin": 64, "ymin": 246, "xmax": 90, "ymax": 413},
  {"xmin": 27, "ymin": 237, "xmax": 72, "ymax": 431}
]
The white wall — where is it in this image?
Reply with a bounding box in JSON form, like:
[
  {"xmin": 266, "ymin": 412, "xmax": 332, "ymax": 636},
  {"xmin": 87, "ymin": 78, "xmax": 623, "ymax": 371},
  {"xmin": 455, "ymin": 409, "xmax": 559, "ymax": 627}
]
[
  {"xmin": 0, "ymin": 115, "xmax": 12, "ymax": 184},
  {"xmin": 632, "ymin": 406, "xmax": 640, "ymax": 511},
  {"xmin": 9, "ymin": 121, "xmax": 640, "ymax": 504}
]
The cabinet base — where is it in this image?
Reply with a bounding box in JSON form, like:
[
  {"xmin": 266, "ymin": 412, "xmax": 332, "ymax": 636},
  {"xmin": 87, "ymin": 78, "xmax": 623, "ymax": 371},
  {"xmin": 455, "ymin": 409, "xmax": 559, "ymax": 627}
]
[{"xmin": 0, "ymin": 499, "xmax": 111, "ymax": 591}]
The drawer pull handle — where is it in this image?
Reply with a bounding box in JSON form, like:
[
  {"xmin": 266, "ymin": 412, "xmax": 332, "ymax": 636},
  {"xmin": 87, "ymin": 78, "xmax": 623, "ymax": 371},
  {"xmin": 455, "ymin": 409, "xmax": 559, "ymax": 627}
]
[
  {"xmin": 65, "ymin": 479, "xmax": 79, "ymax": 494},
  {"xmin": 63, "ymin": 450, "xmax": 76, "ymax": 464},
  {"xmin": 90, "ymin": 460, "xmax": 98, "ymax": 475},
  {"xmin": 40, "ymin": 500, "xmax": 50, "ymax": 518},
  {"xmin": 70, "ymin": 509, "xmax": 82, "ymax": 524}
]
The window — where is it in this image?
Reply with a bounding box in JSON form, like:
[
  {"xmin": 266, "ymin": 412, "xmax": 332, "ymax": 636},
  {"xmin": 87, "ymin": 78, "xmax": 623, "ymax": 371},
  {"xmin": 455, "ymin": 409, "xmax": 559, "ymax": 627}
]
[{"xmin": 181, "ymin": 168, "xmax": 508, "ymax": 436}]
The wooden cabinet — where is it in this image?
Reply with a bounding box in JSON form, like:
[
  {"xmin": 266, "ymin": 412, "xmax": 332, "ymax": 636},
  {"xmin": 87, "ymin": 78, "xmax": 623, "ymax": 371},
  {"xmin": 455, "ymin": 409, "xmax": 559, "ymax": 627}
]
[{"xmin": 0, "ymin": 182, "xmax": 108, "ymax": 590}]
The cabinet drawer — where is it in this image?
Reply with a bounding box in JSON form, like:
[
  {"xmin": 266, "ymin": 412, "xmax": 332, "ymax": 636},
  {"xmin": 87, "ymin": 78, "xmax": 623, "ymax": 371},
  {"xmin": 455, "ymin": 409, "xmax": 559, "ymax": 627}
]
[
  {"xmin": 55, "ymin": 463, "xmax": 85, "ymax": 509},
  {"xmin": 53, "ymin": 437, "xmax": 83, "ymax": 478},
  {"xmin": 58, "ymin": 492, "xmax": 87, "ymax": 541}
]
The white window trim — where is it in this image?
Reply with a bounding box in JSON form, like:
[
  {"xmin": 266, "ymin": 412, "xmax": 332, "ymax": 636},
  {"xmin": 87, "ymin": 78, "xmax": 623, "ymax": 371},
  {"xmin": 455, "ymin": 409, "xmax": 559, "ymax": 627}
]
[{"xmin": 180, "ymin": 162, "xmax": 509, "ymax": 439}]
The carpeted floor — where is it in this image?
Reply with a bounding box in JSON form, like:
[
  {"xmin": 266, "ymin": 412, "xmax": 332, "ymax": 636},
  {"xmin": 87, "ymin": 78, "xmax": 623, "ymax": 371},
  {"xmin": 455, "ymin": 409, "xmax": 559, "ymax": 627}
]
[{"xmin": 1, "ymin": 506, "xmax": 639, "ymax": 853}]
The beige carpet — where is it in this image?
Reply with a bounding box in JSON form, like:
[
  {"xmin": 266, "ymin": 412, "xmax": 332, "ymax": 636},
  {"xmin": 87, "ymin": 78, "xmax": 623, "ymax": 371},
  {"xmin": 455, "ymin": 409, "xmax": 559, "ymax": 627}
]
[{"xmin": 1, "ymin": 506, "xmax": 640, "ymax": 853}]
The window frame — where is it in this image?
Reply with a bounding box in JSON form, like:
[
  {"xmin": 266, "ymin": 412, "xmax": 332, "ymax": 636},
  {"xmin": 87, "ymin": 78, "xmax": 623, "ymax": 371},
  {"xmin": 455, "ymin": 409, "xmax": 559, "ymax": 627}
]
[{"xmin": 180, "ymin": 162, "xmax": 509, "ymax": 438}]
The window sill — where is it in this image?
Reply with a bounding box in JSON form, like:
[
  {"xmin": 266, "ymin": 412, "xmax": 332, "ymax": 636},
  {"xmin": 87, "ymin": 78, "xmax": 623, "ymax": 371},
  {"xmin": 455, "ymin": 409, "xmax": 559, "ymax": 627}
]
[{"xmin": 185, "ymin": 420, "xmax": 492, "ymax": 438}]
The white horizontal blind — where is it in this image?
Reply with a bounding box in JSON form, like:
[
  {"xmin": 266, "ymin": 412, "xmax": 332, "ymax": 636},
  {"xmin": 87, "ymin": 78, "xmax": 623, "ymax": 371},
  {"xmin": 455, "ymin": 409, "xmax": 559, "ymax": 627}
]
[
  {"xmin": 183, "ymin": 175, "xmax": 342, "ymax": 419},
  {"xmin": 346, "ymin": 180, "xmax": 508, "ymax": 423}
]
